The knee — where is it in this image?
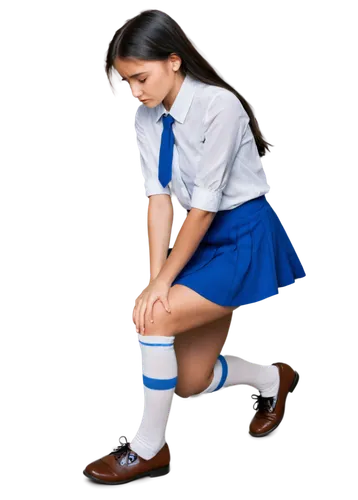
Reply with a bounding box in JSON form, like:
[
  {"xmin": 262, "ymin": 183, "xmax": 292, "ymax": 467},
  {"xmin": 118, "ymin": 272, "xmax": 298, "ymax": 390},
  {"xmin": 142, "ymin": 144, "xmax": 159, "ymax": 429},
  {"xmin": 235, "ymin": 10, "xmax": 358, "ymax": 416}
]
[
  {"xmin": 175, "ymin": 391, "xmax": 194, "ymax": 401},
  {"xmin": 174, "ymin": 379, "xmax": 209, "ymax": 399},
  {"xmin": 142, "ymin": 300, "xmax": 175, "ymax": 336}
]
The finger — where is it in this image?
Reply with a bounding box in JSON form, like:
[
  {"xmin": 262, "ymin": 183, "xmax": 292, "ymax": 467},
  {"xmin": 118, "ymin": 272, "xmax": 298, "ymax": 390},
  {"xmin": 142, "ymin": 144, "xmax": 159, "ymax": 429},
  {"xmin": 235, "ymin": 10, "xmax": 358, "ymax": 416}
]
[
  {"xmin": 162, "ymin": 297, "xmax": 171, "ymax": 313},
  {"xmin": 130, "ymin": 299, "xmax": 135, "ymax": 323},
  {"xmin": 132, "ymin": 299, "xmax": 139, "ymax": 330},
  {"xmin": 150, "ymin": 298, "xmax": 159, "ymax": 323},
  {"xmin": 133, "ymin": 304, "xmax": 138, "ymax": 329},
  {"xmin": 139, "ymin": 300, "xmax": 147, "ymax": 334},
  {"xmin": 132, "ymin": 309, "xmax": 137, "ymax": 330},
  {"xmin": 145, "ymin": 298, "xmax": 156, "ymax": 326},
  {"xmin": 131, "ymin": 299, "xmax": 136, "ymax": 329},
  {"xmin": 133, "ymin": 292, "xmax": 142, "ymax": 331},
  {"xmin": 135, "ymin": 300, "xmax": 144, "ymax": 333}
]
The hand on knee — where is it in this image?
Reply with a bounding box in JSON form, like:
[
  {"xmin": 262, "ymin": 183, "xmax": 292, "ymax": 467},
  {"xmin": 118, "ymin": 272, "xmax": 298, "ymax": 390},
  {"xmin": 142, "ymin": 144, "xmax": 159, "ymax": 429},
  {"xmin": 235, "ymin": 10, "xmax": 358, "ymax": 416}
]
[{"xmin": 141, "ymin": 300, "xmax": 175, "ymax": 336}]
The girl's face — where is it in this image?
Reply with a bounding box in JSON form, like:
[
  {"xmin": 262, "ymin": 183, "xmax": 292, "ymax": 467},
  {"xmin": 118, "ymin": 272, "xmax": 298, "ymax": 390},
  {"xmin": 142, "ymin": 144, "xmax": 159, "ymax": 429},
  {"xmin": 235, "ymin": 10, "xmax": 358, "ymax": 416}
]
[{"xmin": 113, "ymin": 56, "xmax": 182, "ymax": 109}]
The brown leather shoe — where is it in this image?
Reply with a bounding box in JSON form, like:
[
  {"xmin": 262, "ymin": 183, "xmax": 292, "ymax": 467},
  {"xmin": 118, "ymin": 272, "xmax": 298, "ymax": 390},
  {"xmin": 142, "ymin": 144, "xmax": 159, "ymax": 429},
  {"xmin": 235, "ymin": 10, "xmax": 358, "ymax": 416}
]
[
  {"xmin": 249, "ymin": 362, "xmax": 299, "ymax": 437},
  {"xmin": 83, "ymin": 436, "xmax": 170, "ymax": 485}
]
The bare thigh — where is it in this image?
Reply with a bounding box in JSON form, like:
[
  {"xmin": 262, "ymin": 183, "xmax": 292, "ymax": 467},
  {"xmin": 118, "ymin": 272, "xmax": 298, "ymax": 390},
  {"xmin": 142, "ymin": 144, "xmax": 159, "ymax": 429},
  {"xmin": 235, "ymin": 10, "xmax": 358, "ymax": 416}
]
[
  {"xmin": 143, "ymin": 283, "xmax": 238, "ymax": 337},
  {"xmin": 174, "ymin": 312, "xmax": 233, "ymax": 398}
]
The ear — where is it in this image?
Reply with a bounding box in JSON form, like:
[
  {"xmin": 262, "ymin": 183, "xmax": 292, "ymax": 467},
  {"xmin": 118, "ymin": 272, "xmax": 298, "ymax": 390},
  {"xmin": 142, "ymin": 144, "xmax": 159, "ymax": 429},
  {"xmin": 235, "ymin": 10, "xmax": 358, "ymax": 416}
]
[{"xmin": 170, "ymin": 54, "xmax": 181, "ymax": 71}]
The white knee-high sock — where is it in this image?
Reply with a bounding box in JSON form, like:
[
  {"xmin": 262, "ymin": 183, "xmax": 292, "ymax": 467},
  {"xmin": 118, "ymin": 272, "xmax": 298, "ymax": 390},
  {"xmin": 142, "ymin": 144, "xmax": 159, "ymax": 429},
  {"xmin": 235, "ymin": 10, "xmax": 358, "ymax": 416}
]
[
  {"xmin": 129, "ymin": 333, "xmax": 177, "ymax": 461},
  {"xmin": 192, "ymin": 355, "xmax": 280, "ymax": 400}
]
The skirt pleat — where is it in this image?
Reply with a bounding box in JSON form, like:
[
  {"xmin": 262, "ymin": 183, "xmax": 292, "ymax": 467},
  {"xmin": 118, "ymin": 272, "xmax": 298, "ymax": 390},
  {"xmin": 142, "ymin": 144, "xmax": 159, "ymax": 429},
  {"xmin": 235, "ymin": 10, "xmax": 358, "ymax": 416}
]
[{"xmin": 168, "ymin": 195, "xmax": 306, "ymax": 307}]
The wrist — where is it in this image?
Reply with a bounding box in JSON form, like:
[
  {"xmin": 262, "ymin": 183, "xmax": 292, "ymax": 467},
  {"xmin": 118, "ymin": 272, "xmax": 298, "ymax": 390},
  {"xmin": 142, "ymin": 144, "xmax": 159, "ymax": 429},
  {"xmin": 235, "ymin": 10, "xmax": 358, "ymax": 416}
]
[{"xmin": 156, "ymin": 271, "xmax": 173, "ymax": 287}]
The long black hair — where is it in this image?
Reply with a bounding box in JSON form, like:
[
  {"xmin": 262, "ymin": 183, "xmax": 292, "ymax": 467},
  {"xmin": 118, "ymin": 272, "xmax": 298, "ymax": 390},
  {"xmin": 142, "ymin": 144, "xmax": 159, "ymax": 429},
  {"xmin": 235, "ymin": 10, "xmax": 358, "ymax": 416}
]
[{"xmin": 105, "ymin": 9, "xmax": 273, "ymax": 157}]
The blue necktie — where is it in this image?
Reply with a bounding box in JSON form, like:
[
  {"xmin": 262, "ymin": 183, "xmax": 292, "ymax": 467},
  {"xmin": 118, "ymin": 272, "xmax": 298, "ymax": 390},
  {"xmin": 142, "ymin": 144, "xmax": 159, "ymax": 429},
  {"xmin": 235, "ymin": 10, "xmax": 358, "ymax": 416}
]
[{"xmin": 158, "ymin": 114, "xmax": 175, "ymax": 188}]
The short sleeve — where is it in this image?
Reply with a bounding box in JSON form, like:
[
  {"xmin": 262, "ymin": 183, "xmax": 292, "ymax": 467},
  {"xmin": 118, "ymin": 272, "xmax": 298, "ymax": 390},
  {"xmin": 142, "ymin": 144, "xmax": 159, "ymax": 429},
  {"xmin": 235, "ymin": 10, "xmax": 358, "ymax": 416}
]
[
  {"xmin": 191, "ymin": 91, "xmax": 250, "ymax": 212},
  {"xmin": 135, "ymin": 106, "xmax": 172, "ymax": 198}
]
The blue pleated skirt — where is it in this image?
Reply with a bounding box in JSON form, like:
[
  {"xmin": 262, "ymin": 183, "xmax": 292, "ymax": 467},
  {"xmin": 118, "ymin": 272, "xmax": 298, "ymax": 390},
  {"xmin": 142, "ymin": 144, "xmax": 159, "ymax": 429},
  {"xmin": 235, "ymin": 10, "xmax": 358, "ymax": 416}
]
[{"xmin": 167, "ymin": 195, "xmax": 306, "ymax": 307}]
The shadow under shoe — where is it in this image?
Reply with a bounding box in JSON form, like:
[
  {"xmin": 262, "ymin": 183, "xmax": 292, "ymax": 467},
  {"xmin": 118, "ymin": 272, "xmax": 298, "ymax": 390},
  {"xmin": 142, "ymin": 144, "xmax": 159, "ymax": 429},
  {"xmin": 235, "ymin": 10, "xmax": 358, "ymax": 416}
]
[{"xmin": 83, "ymin": 435, "xmax": 170, "ymax": 485}]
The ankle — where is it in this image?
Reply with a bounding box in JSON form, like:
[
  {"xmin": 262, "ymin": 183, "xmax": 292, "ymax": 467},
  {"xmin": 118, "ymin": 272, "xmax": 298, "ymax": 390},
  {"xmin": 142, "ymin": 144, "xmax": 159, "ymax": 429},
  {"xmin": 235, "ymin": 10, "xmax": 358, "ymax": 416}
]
[{"xmin": 259, "ymin": 365, "xmax": 280, "ymax": 397}]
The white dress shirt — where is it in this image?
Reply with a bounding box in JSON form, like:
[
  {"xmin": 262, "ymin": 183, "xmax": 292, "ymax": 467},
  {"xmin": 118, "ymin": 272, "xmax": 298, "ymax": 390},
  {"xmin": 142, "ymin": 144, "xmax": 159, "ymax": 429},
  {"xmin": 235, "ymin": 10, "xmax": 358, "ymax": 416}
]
[{"xmin": 134, "ymin": 73, "xmax": 270, "ymax": 212}]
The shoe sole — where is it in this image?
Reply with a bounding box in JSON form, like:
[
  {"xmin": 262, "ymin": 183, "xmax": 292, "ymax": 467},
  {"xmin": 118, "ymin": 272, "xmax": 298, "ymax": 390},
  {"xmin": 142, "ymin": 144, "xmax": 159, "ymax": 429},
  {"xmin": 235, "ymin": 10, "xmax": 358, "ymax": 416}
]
[
  {"xmin": 83, "ymin": 464, "xmax": 170, "ymax": 485},
  {"xmin": 248, "ymin": 370, "xmax": 302, "ymax": 440}
]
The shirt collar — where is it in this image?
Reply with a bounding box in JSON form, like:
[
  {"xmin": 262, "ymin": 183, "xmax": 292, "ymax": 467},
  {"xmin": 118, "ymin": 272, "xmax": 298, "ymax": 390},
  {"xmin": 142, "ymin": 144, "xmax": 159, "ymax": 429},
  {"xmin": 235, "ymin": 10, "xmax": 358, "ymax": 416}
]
[{"xmin": 154, "ymin": 73, "xmax": 198, "ymax": 124}]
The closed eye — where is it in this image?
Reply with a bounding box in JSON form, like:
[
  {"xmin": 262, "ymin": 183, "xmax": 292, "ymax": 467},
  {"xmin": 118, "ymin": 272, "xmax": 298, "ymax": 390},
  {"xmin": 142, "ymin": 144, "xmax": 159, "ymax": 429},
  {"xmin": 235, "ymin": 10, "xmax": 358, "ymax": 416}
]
[{"xmin": 122, "ymin": 78, "xmax": 147, "ymax": 84}]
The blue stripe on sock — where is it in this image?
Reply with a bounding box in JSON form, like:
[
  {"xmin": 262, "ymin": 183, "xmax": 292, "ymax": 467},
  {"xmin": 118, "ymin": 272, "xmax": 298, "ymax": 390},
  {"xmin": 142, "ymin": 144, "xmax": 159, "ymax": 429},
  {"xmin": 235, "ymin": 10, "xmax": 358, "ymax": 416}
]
[
  {"xmin": 143, "ymin": 374, "xmax": 178, "ymax": 390},
  {"xmin": 139, "ymin": 340, "xmax": 174, "ymax": 347},
  {"xmin": 213, "ymin": 354, "xmax": 228, "ymax": 392}
]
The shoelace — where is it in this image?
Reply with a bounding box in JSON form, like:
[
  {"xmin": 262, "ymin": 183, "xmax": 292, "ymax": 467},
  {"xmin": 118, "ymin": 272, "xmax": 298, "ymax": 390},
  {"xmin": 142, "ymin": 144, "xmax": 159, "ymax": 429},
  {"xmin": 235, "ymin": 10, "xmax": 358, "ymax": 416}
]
[
  {"xmin": 259, "ymin": 397, "xmax": 274, "ymax": 413},
  {"xmin": 109, "ymin": 435, "xmax": 138, "ymax": 465},
  {"xmin": 251, "ymin": 393, "xmax": 275, "ymax": 413}
]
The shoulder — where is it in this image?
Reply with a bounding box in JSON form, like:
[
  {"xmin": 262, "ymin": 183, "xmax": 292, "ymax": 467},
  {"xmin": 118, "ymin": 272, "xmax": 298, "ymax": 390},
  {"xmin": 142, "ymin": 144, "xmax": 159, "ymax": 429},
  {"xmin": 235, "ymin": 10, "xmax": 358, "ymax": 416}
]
[{"xmin": 196, "ymin": 83, "xmax": 247, "ymax": 119}]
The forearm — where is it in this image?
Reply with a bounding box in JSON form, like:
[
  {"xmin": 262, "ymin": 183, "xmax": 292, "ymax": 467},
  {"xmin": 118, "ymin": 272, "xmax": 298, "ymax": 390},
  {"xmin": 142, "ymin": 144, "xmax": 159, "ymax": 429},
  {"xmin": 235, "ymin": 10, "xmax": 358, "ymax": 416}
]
[
  {"xmin": 148, "ymin": 196, "xmax": 173, "ymax": 282},
  {"xmin": 156, "ymin": 208, "xmax": 216, "ymax": 286}
]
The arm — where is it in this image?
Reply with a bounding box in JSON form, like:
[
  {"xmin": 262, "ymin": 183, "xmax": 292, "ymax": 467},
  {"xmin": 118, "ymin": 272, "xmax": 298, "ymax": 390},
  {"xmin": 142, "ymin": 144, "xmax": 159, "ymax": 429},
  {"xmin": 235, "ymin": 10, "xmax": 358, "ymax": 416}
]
[
  {"xmin": 156, "ymin": 91, "xmax": 249, "ymax": 285},
  {"xmin": 148, "ymin": 194, "xmax": 173, "ymax": 282},
  {"xmin": 134, "ymin": 105, "xmax": 174, "ymax": 282},
  {"xmin": 156, "ymin": 208, "xmax": 216, "ymax": 286}
]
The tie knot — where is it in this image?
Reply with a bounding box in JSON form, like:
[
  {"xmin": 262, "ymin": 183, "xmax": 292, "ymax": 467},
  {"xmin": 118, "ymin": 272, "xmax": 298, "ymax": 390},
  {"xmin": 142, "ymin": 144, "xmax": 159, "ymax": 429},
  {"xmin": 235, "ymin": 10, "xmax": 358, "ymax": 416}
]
[{"xmin": 162, "ymin": 113, "xmax": 175, "ymax": 128}]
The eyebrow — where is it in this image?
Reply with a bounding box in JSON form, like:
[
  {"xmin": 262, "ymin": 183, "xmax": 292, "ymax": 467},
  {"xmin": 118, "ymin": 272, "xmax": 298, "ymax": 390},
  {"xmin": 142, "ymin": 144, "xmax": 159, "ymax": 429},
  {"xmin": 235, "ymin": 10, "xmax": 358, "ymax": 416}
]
[{"xmin": 121, "ymin": 72, "xmax": 147, "ymax": 82}]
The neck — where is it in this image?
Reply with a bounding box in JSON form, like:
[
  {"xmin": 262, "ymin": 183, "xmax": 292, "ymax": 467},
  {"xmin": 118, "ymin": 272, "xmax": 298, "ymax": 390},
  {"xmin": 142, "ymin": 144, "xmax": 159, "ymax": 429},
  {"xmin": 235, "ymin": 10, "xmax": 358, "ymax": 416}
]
[{"xmin": 162, "ymin": 73, "xmax": 185, "ymax": 112}]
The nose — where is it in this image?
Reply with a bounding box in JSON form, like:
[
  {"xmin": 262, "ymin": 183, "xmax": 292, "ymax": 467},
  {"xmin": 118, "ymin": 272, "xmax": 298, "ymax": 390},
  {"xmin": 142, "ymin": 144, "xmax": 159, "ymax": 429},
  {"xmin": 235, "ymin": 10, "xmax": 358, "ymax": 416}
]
[{"xmin": 129, "ymin": 86, "xmax": 141, "ymax": 101}]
